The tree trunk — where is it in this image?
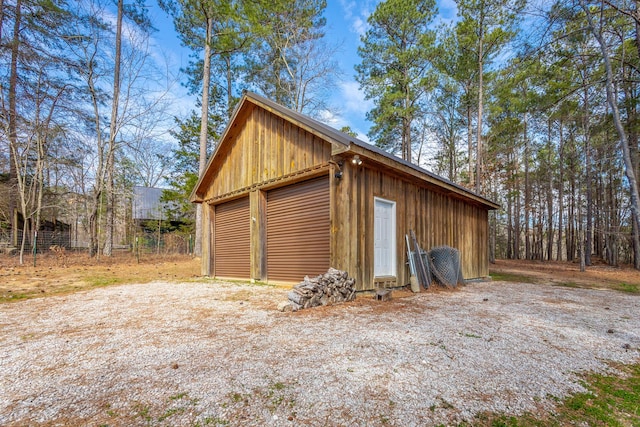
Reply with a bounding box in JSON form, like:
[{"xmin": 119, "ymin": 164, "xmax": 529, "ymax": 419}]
[
  {"xmin": 568, "ymin": 171, "xmax": 576, "ymax": 261},
  {"xmin": 583, "ymin": 85, "xmax": 593, "ymax": 266},
  {"xmin": 557, "ymin": 119, "xmax": 564, "ymax": 261},
  {"xmin": 578, "ymin": 189, "xmax": 585, "ymax": 272},
  {"xmin": 623, "ymin": 59, "xmax": 639, "ymax": 267},
  {"xmin": 475, "ymin": 32, "xmax": 484, "ymax": 194},
  {"xmin": 524, "ymin": 113, "xmax": 531, "ymax": 260},
  {"xmin": 225, "ymin": 54, "xmax": 233, "ymax": 117},
  {"xmin": 195, "ymin": 15, "xmax": 214, "ymax": 257},
  {"xmin": 467, "ymin": 93, "xmax": 474, "ymax": 188},
  {"xmin": 567, "ymin": 130, "xmax": 576, "ymax": 261},
  {"xmin": 89, "ymin": 203, "xmax": 99, "ymax": 257},
  {"xmin": 85, "ymin": 36, "xmax": 104, "ymax": 258},
  {"xmin": 0, "ymin": 0, "xmax": 5, "ymax": 41},
  {"xmin": 581, "ymin": 0, "xmax": 640, "ymax": 269},
  {"xmin": 514, "ymin": 152, "xmax": 521, "ymax": 259},
  {"xmin": 103, "ymin": 0, "xmax": 124, "ymax": 257},
  {"xmin": 403, "ymin": 87, "xmax": 412, "ymax": 163},
  {"xmin": 607, "ymin": 169, "xmax": 616, "ymax": 265},
  {"xmin": 103, "ymin": 156, "xmax": 115, "ymax": 256},
  {"xmin": 594, "ymin": 169, "xmax": 604, "ymax": 258},
  {"xmin": 546, "ymin": 119, "xmax": 554, "ymax": 261},
  {"xmin": 506, "ymin": 151, "xmax": 513, "ymax": 259},
  {"xmin": 636, "ymin": 0, "xmax": 640, "ymax": 66},
  {"xmin": 8, "ymin": 0, "xmax": 21, "ymax": 250},
  {"xmin": 33, "ymin": 88, "xmax": 59, "ymax": 250},
  {"xmin": 19, "ymin": 220, "xmax": 29, "ymax": 266},
  {"xmin": 402, "ymin": 115, "xmax": 410, "ymax": 162}
]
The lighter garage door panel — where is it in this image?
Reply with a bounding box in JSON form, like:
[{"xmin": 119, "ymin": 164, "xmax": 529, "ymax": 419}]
[
  {"xmin": 214, "ymin": 197, "xmax": 250, "ymax": 279},
  {"xmin": 267, "ymin": 177, "xmax": 330, "ymax": 282}
]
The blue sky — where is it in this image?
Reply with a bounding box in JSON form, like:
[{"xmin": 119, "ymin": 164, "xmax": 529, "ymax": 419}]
[{"xmin": 147, "ymin": 0, "xmax": 459, "ymax": 142}]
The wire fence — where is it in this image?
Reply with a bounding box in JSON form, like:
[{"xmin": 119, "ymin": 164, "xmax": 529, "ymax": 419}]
[
  {"xmin": 14, "ymin": 229, "xmax": 72, "ymax": 253},
  {"xmin": 2, "ymin": 228, "xmax": 194, "ymax": 257},
  {"xmin": 133, "ymin": 231, "xmax": 194, "ymax": 256}
]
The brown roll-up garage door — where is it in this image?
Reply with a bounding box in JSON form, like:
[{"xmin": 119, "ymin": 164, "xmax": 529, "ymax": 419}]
[
  {"xmin": 214, "ymin": 197, "xmax": 250, "ymax": 279},
  {"xmin": 267, "ymin": 176, "xmax": 330, "ymax": 282}
]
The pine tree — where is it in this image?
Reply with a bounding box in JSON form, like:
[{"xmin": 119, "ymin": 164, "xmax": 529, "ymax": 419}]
[
  {"xmin": 160, "ymin": 0, "xmax": 244, "ymax": 256},
  {"xmin": 455, "ymin": 0, "xmax": 524, "ymax": 193},
  {"xmin": 355, "ymin": 0, "xmax": 437, "ymax": 163},
  {"xmin": 243, "ymin": 0, "xmax": 337, "ymax": 115}
]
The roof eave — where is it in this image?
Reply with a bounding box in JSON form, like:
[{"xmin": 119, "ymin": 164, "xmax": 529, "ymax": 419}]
[
  {"xmin": 189, "ymin": 94, "xmax": 256, "ymax": 204},
  {"xmin": 245, "ymin": 92, "xmax": 353, "ymax": 151},
  {"xmin": 190, "ymin": 91, "xmax": 499, "ymax": 211}
]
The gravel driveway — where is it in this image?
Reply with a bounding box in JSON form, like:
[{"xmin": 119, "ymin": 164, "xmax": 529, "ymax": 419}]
[{"xmin": 1, "ymin": 280, "xmax": 639, "ymax": 426}]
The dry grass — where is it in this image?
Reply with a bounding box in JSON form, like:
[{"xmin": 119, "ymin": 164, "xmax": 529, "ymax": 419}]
[
  {"xmin": 490, "ymin": 259, "xmax": 640, "ymax": 294},
  {"xmin": 0, "ymin": 252, "xmax": 200, "ymax": 302}
]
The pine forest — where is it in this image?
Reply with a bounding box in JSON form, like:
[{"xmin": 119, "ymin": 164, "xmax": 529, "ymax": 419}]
[{"xmin": 1, "ymin": 0, "xmax": 639, "ymax": 270}]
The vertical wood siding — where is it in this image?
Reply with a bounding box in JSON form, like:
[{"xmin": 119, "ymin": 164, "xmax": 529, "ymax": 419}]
[
  {"xmin": 204, "ymin": 106, "xmax": 333, "ymax": 201},
  {"xmin": 331, "ymin": 162, "xmax": 489, "ymax": 291}
]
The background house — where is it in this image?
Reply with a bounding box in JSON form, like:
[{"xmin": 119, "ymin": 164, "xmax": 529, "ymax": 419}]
[
  {"xmin": 133, "ymin": 186, "xmax": 166, "ymax": 223},
  {"xmin": 192, "ymin": 92, "xmax": 499, "ymax": 291},
  {"xmin": 133, "ymin": 186, "xmax": 193, "ymax": 254},
  {"xmin": 133, "ymin": 186, "xmax": 186, "ymax": 228},
  {"xmin": 0, "ymin": 176, "xmax": 73, "ymax": 252}
]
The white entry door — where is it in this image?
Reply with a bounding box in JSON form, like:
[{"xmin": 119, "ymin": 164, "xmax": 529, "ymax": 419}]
[{"xmin": 374, "ymin": 197, "xmax": 396, "ymax": 277}]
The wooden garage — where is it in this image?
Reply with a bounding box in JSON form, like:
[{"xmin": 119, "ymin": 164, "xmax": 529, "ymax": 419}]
[{"xmin": 191, "ymin": 92, "xmax": 499, "ymax": 290}]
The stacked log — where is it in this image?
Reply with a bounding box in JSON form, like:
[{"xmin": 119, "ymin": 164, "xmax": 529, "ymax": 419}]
[{"xmin": 286, "ymin": 268, "xmax": 356, "ymax": 311}]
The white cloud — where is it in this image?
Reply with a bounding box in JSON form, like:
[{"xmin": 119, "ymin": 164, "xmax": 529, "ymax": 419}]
[
  {"xmin": 356, "ymin": 132, "xmax": 371, "ymax": 143},
  {"xmin": 433, "ymin": 0, "xmax": 460, "ymax": 26},
  {"xmin": 318, "ymin": 109, "xmax": 369, "ymax": 142},
  {"xmin": 320, "ymin": 79, "xmax": 374, "ymax": 142},
  {"xmin": 351, "ymin": 17, "xmax": 368, "ymax": 37},
  {"xmin": 318, "ymin": 109, "xmax": 343, "ymax": 128},
  {"xmin": 438, "ymin": 0, "xmax": 458, "ymax": 18},
  {"xmin": 339, "ymin": 0, "xmax": 378, "ymax": 37},
  {"xmin": 338, "ymin": 0, "xmax": 460, "ymax": 37},
  {"xmin": 339, "ymin": 80, "xmax": 374, "ymax": 117},
  {"xmin": 338, "ymin": 0, "xmax": 356, "ymax": 18}
]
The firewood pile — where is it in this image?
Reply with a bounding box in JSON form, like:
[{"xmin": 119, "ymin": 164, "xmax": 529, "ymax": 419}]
[{"xmin": 284, "ymin": 268, "xmax": 356, "ymax": 311}]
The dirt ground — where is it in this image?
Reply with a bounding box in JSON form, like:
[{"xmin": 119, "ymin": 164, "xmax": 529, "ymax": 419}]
[
  {"xmin": 490, "ymin": 259, "xmax": 640, "ymax": 293},
  {"xmin": 0, "ymin": 251, "xmax": 201, "ymax": 302},
  {"xmin": 2, "ymin": 253, "xmax": 640, "ymax": 302}
]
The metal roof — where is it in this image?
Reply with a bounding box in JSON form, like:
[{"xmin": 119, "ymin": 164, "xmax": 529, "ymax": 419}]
[{"xmin": 132, "ymin": 186, "xmax": 166, "ymax": 220}]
